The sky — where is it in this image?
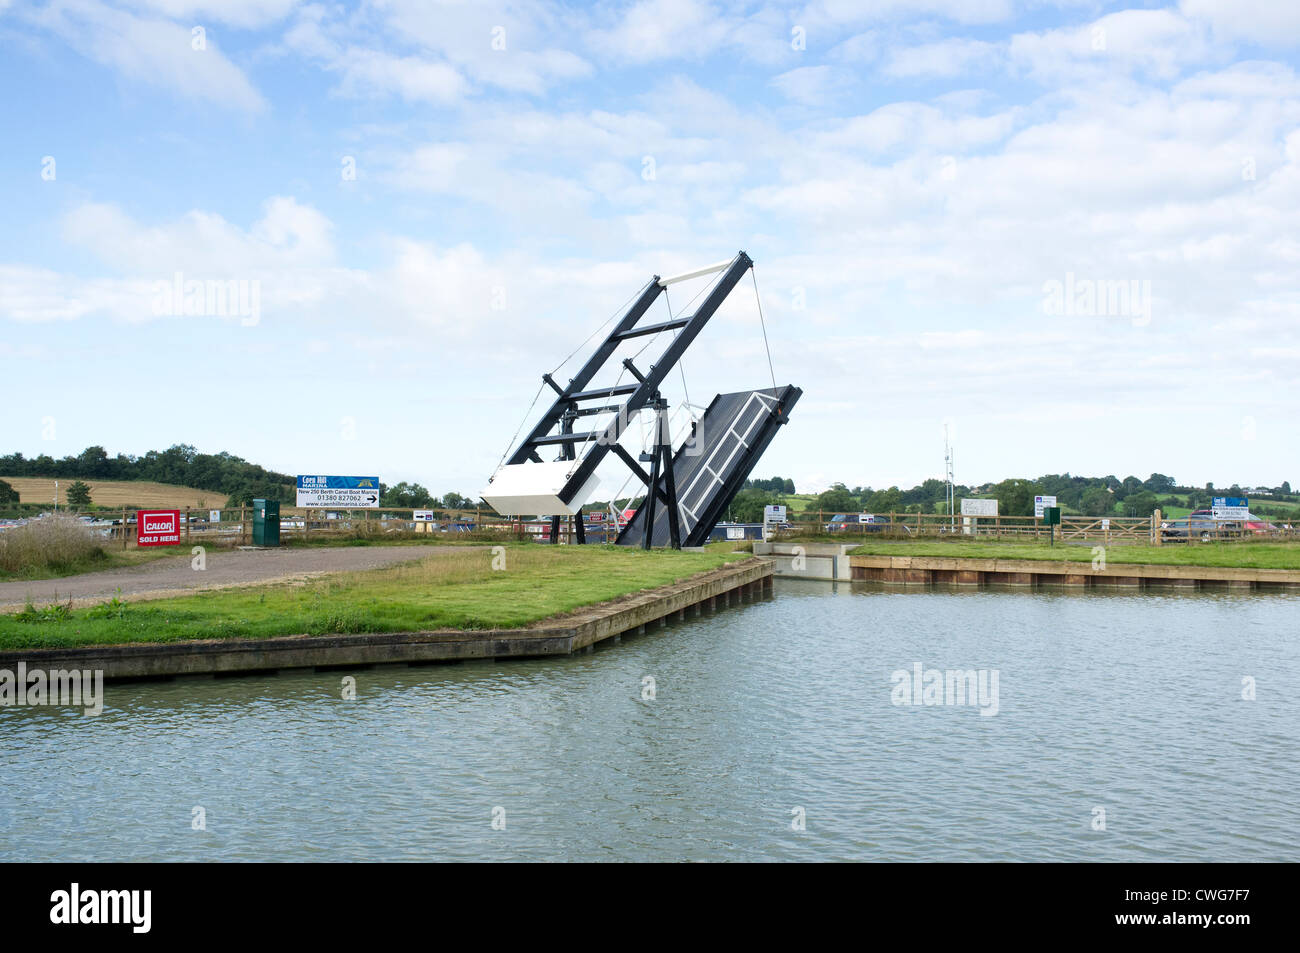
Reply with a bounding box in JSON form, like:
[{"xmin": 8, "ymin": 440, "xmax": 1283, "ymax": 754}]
[{"xmin": 1, "ymin": 0, "xmax": 1298, "ymax": 500}]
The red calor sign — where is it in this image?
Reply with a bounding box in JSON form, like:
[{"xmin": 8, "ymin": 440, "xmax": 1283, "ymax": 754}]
[{"xmin": 137, "ymin": 509, "xmax": 181, "ymax": 546}]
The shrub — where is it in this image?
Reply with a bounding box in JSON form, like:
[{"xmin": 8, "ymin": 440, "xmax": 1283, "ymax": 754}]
[{"xmin": 0, "ymin": 514, "xmax": 107, "ymax": 575}]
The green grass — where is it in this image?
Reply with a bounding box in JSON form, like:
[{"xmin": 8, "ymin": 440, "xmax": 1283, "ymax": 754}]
[
  {"xmin": 847, "ymin": 539, "xmax": 1300, "ymax": 569},
  {"xmin": 0, "ymin": 544, "xmax": 192, "ymax": 583},
  {"xmin": 0, "ymin": 544, "xmax": 750, "ymax": 650}
]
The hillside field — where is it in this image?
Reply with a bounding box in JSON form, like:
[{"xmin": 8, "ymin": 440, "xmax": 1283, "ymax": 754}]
[{"xmin": 0, "ymin": 477, "xmax": 230, "ymax": 510}]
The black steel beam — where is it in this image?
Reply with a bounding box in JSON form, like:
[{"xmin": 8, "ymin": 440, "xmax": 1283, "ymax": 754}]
[
  {"xmin": 612, "ymin": 318, "xmax": 689, "ymax": 340},
  {"xmin": 566, "ymin": 383, "xmax": 638, "ymax": 402},
  {"xmin": 506, "ymin": 280, "xmax": 664, "ymax": 465},
  {"xmin": 532, "ymin": 431, "xmax": 602, "ymax": 446},
  {"xmin": 557, "ymin": 252, "xmax": 752, "ymax": 505}
]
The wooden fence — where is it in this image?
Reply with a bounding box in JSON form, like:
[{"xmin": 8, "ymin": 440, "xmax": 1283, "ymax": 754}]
[
  {"xmin": 774, "ymin": 510, "xmax": 1293, "ymax": 544},
  {"xmin": 109, "ymin": 506, "xmax": 485, "ymax": 547}
]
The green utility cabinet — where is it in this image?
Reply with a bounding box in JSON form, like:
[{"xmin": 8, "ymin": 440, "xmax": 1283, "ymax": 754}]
[
  {"xmin": 1043, "ymin": 506, "xmax": 1061, "ymax": 546},
  {"xmin": 253, "ymin": 498, "xmax": 280, "ymax": 546}
]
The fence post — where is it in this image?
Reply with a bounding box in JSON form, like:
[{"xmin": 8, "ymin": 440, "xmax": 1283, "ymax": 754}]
[
  {"xmin": 122, "ymin": 507, "xmax": 128, "ymax": 549},
  {"xmin": 185, "ymin": 508, "xmax": 190, "ymax": 542}
]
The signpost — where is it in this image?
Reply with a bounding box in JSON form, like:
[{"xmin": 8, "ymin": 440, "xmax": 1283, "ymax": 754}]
[
  {"xmin": 296, "ymin": 475, "xmax": 381, "ymax": 508},
  {"xmin": 763, "ymin": 504, "xmax": 787, "ymax": 541},
  {"xmin": 137, "ymin": 509, "xmax": 181, "ymax": 547},
  {"xmin": 1034, "ymin": 495, "xmax": 1058, "ymax": 519},
  {"xmin": 960, "ymin": 499, "xmax": 998, "ymax": 517},
  {"xmin": 412, "ymin": 509, "xmax": 436, "ymax": 522},
  {"xmin": 1212, "ymin": 496, "xmax": 1249, "ymax": 520}
]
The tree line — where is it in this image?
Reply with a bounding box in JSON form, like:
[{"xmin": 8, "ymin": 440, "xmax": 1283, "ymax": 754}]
[
  {"xmin": 0, "ymin": 445, "xmax": 296, "ymax": 508},
  {"xmin": 0, "ymin": 445, "xmax": 475, "ymax": 511},
  {"xmin": 730, "ymin": 473, "xmax": 1296, "ymax": 520}
]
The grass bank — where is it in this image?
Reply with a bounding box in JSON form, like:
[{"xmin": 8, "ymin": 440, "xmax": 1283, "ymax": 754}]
[
  {"xmin": 0, "ymin": 515, "xmax": 115, "ymax": 581},
  {"xmin": 0, "ymin": 545, "xmax": 750, "ymax": 650},
  {"xmin": 847, "ymin": 539, "xmax": 1300, "ymax": 570}
]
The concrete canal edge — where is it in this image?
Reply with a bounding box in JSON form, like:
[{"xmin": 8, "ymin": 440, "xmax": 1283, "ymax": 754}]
[
  {"xmin": 753, "ymin": 541, "xmax": 856, "ymax": 580},
  {"xmin": 0, "ymin": 558, "xmax": 774, "ymax": 681},
  {"xmin": 848, "ymin": 554, "xmax": 1300, "ymax": 590}
]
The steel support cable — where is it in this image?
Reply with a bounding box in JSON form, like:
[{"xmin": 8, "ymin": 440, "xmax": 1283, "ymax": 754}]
[
  {"xmin": 749, "ymin": 266, "xmax": 778, "ymax": 392},
  {"xmin": 496, "ymin": 281, "xmax": 647, "ymax": 473}
]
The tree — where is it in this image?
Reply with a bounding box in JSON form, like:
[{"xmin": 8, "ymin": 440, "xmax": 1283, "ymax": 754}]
[
  {"xmin": 1116, "ymin": 476, "xmax": 1143, "ymax": 500},
  {"xmin": 1080, "ymin": 486, "xmax": 1114, "ymax": 517},
  {"xmin": 992, "ymin": 479, "xmax": 1040, "ymax": 517},
  {"xmin": 381, "ymin": 482, "xmax": 434, "ymax": 507},
  {"xmin": 864, "ymin": 486, "xmax": 902, "ymax": 513},
  {"xmin": 1123, "ymin": 490, "xmax": 1159, "ymax": 517},
  {"xmin": 0, "ymin": 478, "xmax": 18, "ymax": 506},
  {"xmin": 77, "ymin": 445, "xmax": 110, "ymax": 477},
  {"xmin": 66, "ymin": 480, "xmax": 92, "ymax": 508},
  {"xmin": 727, "ymin": 488, "xmax": 773, "ymax": 523},
  {"xmin": 1145, "ymin": 473, "xmax": 1176, "ymax": 493},
  {"xmin": 811, "ymin": 483, "xmax": 857, "ymax": 513}
]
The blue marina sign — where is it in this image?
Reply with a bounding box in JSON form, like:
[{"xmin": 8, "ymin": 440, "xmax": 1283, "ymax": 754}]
[
  {"xmin": 296, "ymin": 475, "xmax": 381, "ymax": 508},
  {"xmin": 1211, "ymin": 496, "xmax": 1249, "ymax": 520}
]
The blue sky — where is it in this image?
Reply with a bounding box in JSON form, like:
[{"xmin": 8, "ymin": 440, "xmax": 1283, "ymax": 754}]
[{"xmin": 2, "ymin": 0, "xmax": 1298, "ymax": 499}]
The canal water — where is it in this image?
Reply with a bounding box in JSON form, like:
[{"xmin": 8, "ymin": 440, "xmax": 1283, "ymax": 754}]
[{"xmin": 3, "ymin": 580, "xmax": 1298, "ymax": 862}]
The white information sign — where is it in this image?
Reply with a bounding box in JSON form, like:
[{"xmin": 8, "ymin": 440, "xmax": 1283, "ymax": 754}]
[
  {"xmin": 1034, "ymin": 495, "xmax": 1057, "ymax": 519},
  {"xmin": 960, "ymin": 498, "xmax": 998, "ymax": 517},
  {"xmin": 413, "ymin": 509, "xmax": 436, "ymax": 522}
]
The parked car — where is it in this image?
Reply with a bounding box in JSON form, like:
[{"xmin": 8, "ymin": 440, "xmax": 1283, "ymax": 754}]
[
  {"xmin": 1161, "ymin": 517, "xmax": 1240, "ymax": 542},
  {"xmin": 824, "ymin": 514, "xmax": 912, "ymax": 534}
]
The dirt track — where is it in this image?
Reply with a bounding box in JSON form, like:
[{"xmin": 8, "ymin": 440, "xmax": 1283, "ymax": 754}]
[{"xmin": 0, "ymin": 544, "xmax": 481, "ymax": 611}]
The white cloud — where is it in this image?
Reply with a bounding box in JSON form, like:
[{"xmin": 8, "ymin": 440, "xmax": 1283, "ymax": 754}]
[
  {"xmin": 1010, "ymin": 9, "xmax": 1216, "ymax": 83},
  {"xmin": 883, "ymin": 38, "xmax": 1004, "ymax": 78},
  {"xmin": 589, "ymin": 0, "xmax": 731, "ymax": 63},
  {"xmin": 20, "ymin": 0, "xmax": 266, "ymax": 111},
  {"xmin": 118, "ymin": 0, "xmax": 299, "ymax": 30},
  {"xmin": 769, "ymin": 64, "xmax": 850, "ymax": 105},
  {"xmin": 331, "ymin": 49, "xmax": 467, "ymax": 104},
  {"xmin": 1180, "ymin": 0, "xmax": 1300, "ymax": 48}
]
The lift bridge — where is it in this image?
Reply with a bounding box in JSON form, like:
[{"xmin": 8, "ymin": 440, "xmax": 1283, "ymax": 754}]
[{"xmin": 480, "ymin": 251, "xmax": 801, "ymax": 549}]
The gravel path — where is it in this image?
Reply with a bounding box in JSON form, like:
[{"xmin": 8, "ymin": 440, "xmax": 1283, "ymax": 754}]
[{"xmin": 0, "ymin": 544, "xmax": 480, "ymax": 611}]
